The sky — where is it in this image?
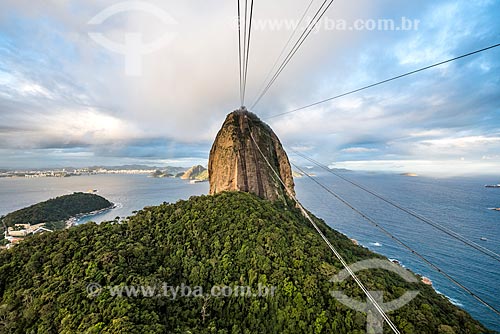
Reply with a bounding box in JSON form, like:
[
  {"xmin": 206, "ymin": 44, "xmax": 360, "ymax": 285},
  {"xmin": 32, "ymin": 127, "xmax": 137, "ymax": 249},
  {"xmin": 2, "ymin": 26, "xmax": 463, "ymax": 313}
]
[{"xmin": 0, "ymin": 0, "xmax": 499, "ymax": 176}]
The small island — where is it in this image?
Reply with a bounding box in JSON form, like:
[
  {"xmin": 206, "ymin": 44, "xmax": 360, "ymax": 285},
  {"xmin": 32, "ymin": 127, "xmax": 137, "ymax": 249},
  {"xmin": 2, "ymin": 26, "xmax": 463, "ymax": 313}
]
[
  {"xmin": 181, "ymin": 165, "xmax": 208, "ymax": 182},
  {"xmin": 150, "ymin": 170, "xmax": 174, "ymax": 178},
  {"xmin": 401, "ymin": 173, "xmax": 419, "ymax": 177},
  {"xmin": 1, "ymin": 192, "xmax": 114, "ymax": 249},
  {"xmin": 150, "ymin": 165, "xmax": 209, "ymax": 182}
]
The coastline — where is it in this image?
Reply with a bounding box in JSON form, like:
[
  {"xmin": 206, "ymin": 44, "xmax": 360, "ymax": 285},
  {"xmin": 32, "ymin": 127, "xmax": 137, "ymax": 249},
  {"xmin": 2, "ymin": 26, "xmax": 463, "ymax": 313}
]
[{"xmin": 65, "ymin": 203, "xmax": 117, "ymax": 228}]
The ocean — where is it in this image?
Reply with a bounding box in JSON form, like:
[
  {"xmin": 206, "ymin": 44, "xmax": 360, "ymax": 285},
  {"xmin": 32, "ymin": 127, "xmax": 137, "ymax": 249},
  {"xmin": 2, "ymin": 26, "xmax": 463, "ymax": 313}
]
[{"xmin": 0, "ymin": 172, "xmax": 498, "ymax": 331}]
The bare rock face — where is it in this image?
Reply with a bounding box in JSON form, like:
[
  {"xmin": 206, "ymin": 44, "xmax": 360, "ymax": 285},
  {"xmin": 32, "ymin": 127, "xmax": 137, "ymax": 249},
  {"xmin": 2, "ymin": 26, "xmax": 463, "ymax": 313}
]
[
  {"xmin": 181, "ymin": 165, "xmax": 207, "ymax": 180},
  {"xmin": 208, "ymin": 110, "xmax": 295, "ymax": 201}
]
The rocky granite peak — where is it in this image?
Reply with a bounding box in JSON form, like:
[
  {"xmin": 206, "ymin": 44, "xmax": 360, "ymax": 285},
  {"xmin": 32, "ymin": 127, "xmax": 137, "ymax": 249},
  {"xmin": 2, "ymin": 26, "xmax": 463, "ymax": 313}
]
[{"xmin": 208, "ymin": 110, "xmax": 295, "ymax": 201}]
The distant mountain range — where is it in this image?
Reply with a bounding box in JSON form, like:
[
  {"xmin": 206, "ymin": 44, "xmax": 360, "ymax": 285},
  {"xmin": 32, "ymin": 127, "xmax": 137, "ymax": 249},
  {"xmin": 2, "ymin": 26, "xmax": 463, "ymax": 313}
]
[
  {"xmin": 1, "ymin": 165, "xmax": 352, "ymax": 174},
  {"xmin": 0, "ymin": 165, "xmax": 188, "ymax": 173}
]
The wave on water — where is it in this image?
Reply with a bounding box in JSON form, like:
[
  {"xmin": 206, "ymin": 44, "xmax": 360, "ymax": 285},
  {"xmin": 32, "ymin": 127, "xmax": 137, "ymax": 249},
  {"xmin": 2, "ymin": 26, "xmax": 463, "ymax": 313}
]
[
  {"xmin": 369, "ymin": 242, "xmax": 382, "ymax": 247},
  {"xmin": 389, "ymin": 258, "xmax": 406, "ymax": 268},
  {"xmin": 448, "ymin": 298, "xmax": 464, "ymax": 307},
  {"xmin": 435, "ymin": 290, "xmax": 464, "ymax": 307}
]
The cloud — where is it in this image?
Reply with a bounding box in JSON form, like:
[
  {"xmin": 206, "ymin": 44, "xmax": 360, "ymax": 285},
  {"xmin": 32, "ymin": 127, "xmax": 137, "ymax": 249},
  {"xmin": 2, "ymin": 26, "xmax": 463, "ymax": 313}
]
[
  {"xmin": 409, "ymin": 135, "xmax": 500, "ymax": 159},
  {"xmin": 419, "ymin": 136, "xmax": 500, "ymax": 150},
  {"xmin": 0, "ymin": 0, "xmax": 499, "ymax": 174},
  {"xmin": 0, "ymin": 107, "xmax": 143, "ymax": 149},
  {"xmin": 331, "ymin": 159, "xmax": 500, "ymax": 177},
  {"xmin": 341, "ymin": 147, "xmax": 379, "ymax": 153}
]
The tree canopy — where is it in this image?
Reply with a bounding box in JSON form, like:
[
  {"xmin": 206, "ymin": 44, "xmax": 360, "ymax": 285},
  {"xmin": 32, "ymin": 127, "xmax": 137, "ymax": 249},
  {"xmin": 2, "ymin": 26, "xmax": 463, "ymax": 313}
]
[
  {"xmin": 2, "ymin": 192, "xmax": 113, "ymax": 227},
  {"xmin": 0, "ymin": 192, "xmax": 488, "ymax": 333}
]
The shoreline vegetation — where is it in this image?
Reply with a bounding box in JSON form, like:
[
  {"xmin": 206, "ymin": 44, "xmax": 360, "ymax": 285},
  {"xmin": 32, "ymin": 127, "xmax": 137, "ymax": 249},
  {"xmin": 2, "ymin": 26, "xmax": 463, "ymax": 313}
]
[
  {"xmin": 1, "ymin": 192, "xmax": 114, "ymax": 249},
  {"xmin": 2, "ymin": 192, "xmax": 113, "ymax": 227}
]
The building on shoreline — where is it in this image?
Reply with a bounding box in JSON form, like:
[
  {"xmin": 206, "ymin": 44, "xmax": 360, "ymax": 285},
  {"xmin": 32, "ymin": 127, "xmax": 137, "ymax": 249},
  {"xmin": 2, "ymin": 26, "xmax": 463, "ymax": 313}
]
[{"xmin": 3, "ymin": 223, "xmax": 53, "ymax": 249}]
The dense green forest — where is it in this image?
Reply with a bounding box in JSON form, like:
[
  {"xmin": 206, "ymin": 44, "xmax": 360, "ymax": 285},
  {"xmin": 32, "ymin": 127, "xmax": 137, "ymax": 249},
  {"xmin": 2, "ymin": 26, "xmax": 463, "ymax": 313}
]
[
  {"xmin": 0, "ymin": 192, "xmax": 488, "ymax": 333},
  {"xmin": 1, "ymin": 192, "xmax": 113, "ymax": 227}
]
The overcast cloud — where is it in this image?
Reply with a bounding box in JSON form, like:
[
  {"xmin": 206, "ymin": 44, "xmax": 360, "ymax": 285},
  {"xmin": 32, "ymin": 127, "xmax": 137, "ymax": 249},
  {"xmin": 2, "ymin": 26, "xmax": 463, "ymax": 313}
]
[{"xmin": 0, "ymin": 0, "xmax": 499, "ymax": 175}]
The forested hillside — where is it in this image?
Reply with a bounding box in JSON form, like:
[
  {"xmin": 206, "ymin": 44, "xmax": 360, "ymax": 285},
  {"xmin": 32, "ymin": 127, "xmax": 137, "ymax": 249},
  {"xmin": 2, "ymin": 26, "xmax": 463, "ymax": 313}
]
[
  {"xmin": 0, "ymin": 192, "xmax": 488, "ymax": 333},
  {"xmin": 1, "ymin": 192, "xmax": 113, "ymax": 227}
]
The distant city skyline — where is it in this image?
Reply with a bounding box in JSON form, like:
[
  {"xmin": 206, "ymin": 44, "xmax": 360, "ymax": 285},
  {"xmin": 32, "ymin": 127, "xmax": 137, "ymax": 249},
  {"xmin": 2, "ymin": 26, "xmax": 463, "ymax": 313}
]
[{"xmin": 1, "ymin": 0, "xmax": 499, "ymax": 176}]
